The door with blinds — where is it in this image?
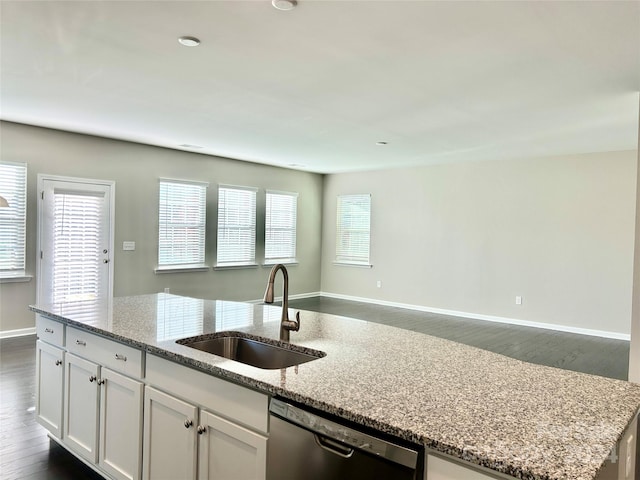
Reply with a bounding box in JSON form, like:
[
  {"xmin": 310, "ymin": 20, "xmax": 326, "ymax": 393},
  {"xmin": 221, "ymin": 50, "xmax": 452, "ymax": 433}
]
[{"xmin": 37, "ymin": 176, "xmax": 114, "ymax": 307}]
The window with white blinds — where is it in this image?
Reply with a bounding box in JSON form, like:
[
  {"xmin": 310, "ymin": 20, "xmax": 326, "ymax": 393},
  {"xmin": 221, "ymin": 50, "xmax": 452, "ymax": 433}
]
[
  {"xmin": 336, "ymin": 194, "xmax": 371, "ymax": 266},
  {"xmin": 158, "ymin": 180, "xmax": 208, "ymax": 268},
  {"xmin": 52, "ymin": 190, "xmax": 105, "ymax": 303},
  {"xmin": 156, "ymin": 295, "xmax": 204, "ymax": 341},
  {"xmin": 0, "ymin": 162, "xmax": 27, "ymax": 278},
  {"xmin": 216, "ymin": 185, "xmax": 257, "ymax": 267},
  {"xmin": 265, "ymin": 191, "xmax": 298, "ymax": 263}
]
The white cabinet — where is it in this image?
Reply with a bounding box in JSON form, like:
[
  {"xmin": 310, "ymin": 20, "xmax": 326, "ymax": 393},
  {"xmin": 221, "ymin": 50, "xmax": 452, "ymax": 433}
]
[
  {"xmin": 144, "ymin": 355, "xmax": 269, "ymax": 480},
  {"xmin": 142, "ymin": 385, "xmax": 268, "ymax": 480},
  {"xmin": 64, "ymin": 353, "xmax": 100, "ymax": 462},
  {"xmin": 143, "ymin": 386, "xmax": 198, "ymax": 480},
  {"xmin": 63, "ymin": 350, "xmax": 144, "ymax": 480},
  {"xmin": 35, "ymin": 320, "xmax": 144, "ymax": 480},
  {"xmin": 426, "ymin": 454, "xmax": 503, "ymax": 480},
  {"xmin": 35, "ymin": 340, "xmax": 64, "ymax": 437},
  {"xmin": 198, "ymin": 410, "xmax": 267, "ymax": 480},
  {"xmin": 99, "ymin": 367, "xmax": 143, "ymax": 480}
]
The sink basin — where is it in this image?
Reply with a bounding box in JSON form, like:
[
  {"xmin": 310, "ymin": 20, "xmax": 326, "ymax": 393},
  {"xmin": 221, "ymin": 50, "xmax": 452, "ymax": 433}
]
[{"xmin": 176, "ymin": 333, "xmax": 325, "ymax": 369}]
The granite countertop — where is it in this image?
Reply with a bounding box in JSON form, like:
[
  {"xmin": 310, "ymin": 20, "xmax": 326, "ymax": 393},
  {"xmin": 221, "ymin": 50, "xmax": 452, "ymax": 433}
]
[{"xmin": 30, "ymin": 293, "xmax": 640, "ymax": 480}]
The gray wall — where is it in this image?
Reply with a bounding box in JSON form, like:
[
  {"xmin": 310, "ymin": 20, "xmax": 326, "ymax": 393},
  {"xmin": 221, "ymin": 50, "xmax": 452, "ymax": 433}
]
[
  {"xmin": 321, "ymin": 150, "xmax": 637, "ymax": 336},
  {"xmin": 629, "ymin": 110, "xmax": 640, "ymax": 381},
  {"xmin": 0, "ymin": 121, "xmax": 323, "ymax": 332}
]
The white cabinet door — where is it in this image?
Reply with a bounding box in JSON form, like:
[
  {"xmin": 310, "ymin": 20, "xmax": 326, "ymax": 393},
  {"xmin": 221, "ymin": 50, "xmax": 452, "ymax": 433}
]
[
  {"xmin": 198, "ymin": 410, "xmax": 267, "ymax": 480},
  {"xmin": 427, "ymin": 454, "xmax": 498, "ymax": 480},
  {"xmin": 64, "ymin": 353, "xmax": 100, "ymax": 463},
  {"xmin": 35, "ymin": 340, "xmax": 64, "ymax": 437},
  {"xmin": 99, "ymin": 367, "xmax": 143, "ymax": 480},
  {"xmin": 143, "ymin": 386, "xmax": 198, "ymax": 480}
]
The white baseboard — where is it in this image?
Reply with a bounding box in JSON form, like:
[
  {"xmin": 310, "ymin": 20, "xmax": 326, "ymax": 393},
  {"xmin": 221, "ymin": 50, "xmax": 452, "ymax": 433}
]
[
  {"xmin": 244, "ymin": 291, "xmax": 322, "ymax": 305},
  {"xmin": 319, "ymin": 292, "xmax": 631, "ymax": 341},
  {"xmin": 0, "ymin": 327, "xmax": 36, "ymax": 339}
]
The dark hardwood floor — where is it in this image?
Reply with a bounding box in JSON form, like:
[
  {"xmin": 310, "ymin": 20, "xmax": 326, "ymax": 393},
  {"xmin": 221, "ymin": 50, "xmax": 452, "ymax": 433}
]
[
  {"xmin": 0, "ymin": 297, "xmax": 631, "ymax": 479},
  {"xmin": 289, "ymin": 296, "xmax": 630, "ymax": 380}
]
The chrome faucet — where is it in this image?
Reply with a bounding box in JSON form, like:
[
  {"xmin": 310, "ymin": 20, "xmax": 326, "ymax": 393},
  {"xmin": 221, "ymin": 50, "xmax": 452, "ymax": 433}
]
[{"xmin": 263, "ymin": 264, "xmax": 300, "ymax": 342}]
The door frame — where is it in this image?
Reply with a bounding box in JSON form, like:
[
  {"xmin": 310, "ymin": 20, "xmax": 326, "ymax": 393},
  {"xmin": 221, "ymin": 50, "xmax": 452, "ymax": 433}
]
[{"xmin": 36, "ymin": 174, "xmax": 116, "ymax": 304}]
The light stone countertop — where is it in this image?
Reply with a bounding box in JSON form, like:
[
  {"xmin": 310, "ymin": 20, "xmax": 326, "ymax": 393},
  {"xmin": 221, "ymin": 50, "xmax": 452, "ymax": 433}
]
[{"xmin": 30, "ymin": 293, "xmax": 640, "ymax": 480}]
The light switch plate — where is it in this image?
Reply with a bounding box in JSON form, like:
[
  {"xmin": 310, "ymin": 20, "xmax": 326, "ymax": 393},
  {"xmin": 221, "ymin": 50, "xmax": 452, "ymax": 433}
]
[{"xmin": 123, "ymin": 241, "xmax": 136, "ymax": 251}]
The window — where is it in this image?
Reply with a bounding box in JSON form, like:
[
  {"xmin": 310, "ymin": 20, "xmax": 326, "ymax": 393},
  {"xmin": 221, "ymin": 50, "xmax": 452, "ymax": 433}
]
[
  {"xmin": 336, "ymin": 194, "xmax": 371, "ymax": 266},
  {"xmin": 158, "ymin": 179, "xmax": 208, "ymax": 269},
  {"xmin": 265, "ymin": 191, "xmax": 297, "ymax": 264},
  {"xmin": 0, "ymin": 162, "xmax": 27, "ymax": 279},
  {"xmin": 216, "ymin": 185, "xmax": 257, "ymax": 267}
]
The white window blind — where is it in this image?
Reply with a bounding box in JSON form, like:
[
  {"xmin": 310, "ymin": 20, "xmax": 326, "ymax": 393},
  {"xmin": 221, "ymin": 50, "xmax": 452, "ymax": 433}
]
[
  {"xmin": 216, "ymin": 185, "xmax": 257, "ymax": 266},
  {"xmin": 156, "ymin": 295, "xmax": 204, "ymax": 341},
  {"xmin": 52, "ymin": 190, "xmax": 105, "ymax": 303},
  {"xmin": 158, "ymin": 180, "xmax": 207, "ymax": 268},
  {"xmin": 0, "ymin": 162, "xmax": 27, "ymax": 277},
  {"xmin": 265, "ymin": 191, "xmax": 298, "ymax": 263},
  {"xmin": 336, "ymin": 194, "xmax": 371, "ymax": 265}
]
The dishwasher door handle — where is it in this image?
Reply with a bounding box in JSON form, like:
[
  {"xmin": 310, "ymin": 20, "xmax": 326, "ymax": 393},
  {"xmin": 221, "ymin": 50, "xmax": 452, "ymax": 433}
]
[{"xmin": 314, "ymin": 434, "xmax": 355, "ymax": 458}]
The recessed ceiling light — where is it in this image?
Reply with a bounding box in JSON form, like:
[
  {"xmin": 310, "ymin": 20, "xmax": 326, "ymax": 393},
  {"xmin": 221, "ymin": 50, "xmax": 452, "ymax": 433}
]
[
  {"xmin": 178, "ymin": 144, "xmax": 203, "ymax": 149},
  {"xmin": 376, "ymin": 141, "xmax": 388, "ymax": 146},
  {"xmin": 272, "ymin": 0, "xmax": 297, "ymax": 11},
  {"xmin": 178, "ymin": 36, "xmax": 201, "ymax": 47}
]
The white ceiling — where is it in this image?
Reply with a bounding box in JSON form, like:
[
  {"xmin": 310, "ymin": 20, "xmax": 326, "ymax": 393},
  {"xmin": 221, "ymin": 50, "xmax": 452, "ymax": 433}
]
[{"xmin": 1, "ymin": 1, "xmax": 639, "ymax": 174}]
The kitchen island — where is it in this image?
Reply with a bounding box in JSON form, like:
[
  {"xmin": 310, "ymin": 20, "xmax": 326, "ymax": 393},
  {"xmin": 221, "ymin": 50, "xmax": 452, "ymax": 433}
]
[{"xmin": 31, "ymin": 293, "xmax": 640, "ymax": 480}]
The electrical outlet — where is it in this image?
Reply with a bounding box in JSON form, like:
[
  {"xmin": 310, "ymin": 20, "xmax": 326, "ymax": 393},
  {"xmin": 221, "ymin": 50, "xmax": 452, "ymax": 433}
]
[
  {"xmin": 515, "ymin": 296, "xmax": 522, "ymax": 305},
  {"xmin": 164, "ymin": 287, "xmax": 170, "ymax": 294},
  {"xmin": 123, "ymin": 241, "xmax": 136, "ymax": 251},
  {"xmin": 376, "ymin": 280, "xmax": 382, "ymax": 288}
]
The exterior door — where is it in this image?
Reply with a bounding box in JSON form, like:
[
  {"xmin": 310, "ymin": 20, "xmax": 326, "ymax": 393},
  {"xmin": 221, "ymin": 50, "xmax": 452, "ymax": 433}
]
[{"xmin": 37, "ymin": 176, "xmax": 114, "ymax": 306}]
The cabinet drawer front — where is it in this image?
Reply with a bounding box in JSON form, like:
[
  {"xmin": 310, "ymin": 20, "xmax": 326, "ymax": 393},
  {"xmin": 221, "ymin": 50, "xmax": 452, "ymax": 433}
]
[
  {"xmin": 36, "ymin": 315, "xmax": 64, "ymax": 347},
  {"xmin": 146, "ymin": 355, "xmax": 268, "ymax": 434},
  {"xmin": 67, "ymin": 327, "xmax": 143, "ymax": 379}
]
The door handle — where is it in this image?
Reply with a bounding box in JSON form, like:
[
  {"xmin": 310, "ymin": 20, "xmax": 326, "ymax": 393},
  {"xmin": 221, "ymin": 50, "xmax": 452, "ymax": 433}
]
[{"xmin": 313, "ymin": 434, "xmax": 355, "ymax": 458}]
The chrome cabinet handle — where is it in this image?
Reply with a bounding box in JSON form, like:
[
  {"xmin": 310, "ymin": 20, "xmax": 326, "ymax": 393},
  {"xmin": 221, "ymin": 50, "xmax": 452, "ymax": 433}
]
[
  {"xmin": 115, "ymin": 353, "xmax": 127, "ymax": 362},
  {"xmin": 89, "ymin": 375, "xmax": 97, "ymax": 383},
  {"xmin": 45, "ymin": 328, "xmax": 54, "ymax": 334},
  {"xmin": 75, "ymin": 339, "xmax": 86, "ymax": 346},
  {"xmin": 55, "ymin": 360, "xmax": 62, "ymax": 366},
  {"xmin": 97, "ymin": 379, "xmax": 106, "ymax": 386},
  {"xmin": 197, "ymin": 425, "xmax": 206, "ymax": 435},
  {"xmin": 184, "ymin": 419, "xmax": 193, "ymax": 429}
]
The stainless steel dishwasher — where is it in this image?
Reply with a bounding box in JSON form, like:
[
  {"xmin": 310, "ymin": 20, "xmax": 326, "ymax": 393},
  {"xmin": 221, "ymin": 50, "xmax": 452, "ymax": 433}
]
[{"xmin": 267, "ymin": 398, "xmax": 421, "ymax": 480}]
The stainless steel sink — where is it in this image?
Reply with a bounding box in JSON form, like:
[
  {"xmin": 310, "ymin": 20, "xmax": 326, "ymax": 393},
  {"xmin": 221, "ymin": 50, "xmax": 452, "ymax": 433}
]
[{"xmin": 176, "ymin": 333, "xmax": 325, "ymax": 369}]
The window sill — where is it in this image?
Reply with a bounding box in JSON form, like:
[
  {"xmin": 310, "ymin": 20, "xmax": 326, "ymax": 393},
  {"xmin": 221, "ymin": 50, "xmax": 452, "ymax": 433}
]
[
  {"xmin": 214, "ymin": 263, "xmax": 259, "ymax": 270},
  {"xmin": 333, "ymin": 261, "xmax": 373, "ymax": 268},
  {"xmin": 155, "ymin": 265, "xmax": 210, "ymax": 274},
  {"xmin": 262, "ymin": 261, "xmax": 298, "ymax": 267},
  {"xmin": 0, "ymin": 274, "xmax": 33, "ymax": 283}
]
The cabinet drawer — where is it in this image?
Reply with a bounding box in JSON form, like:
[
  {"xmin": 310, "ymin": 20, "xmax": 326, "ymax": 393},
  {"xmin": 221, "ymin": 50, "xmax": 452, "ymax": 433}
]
[
  {"xmin": 36, "ymin": 315, "xmax": 64, "ymax": 347},
  {"xmin": 67, "ymin": 327, "xmax": 143, "ymax": 379},
  {"xmin": 146, "ymin": 355, "xmax": 268, "ymax": 434}
]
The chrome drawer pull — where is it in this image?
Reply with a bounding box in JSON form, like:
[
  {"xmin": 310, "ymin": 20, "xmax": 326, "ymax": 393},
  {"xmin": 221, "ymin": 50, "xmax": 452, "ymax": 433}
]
[
  {"xmin": 45, "ymin": 328, "xmax": 54, "ymax": 334},
  {"xmin": 55, "ymin": 360, "xmax": 62, "ymax": 366},
  {"xmin": 89, "ymin": 375, "xmax": 97, "ymax": 383},
  {"xmin": 115, "ymin": 353, "xmax": 127, "ymax": 362},
  {"xmin": 97, "ymin": 379, "xmax": 106, "ymax": 386},
  {"xmin": 76, "ymin": 339, "xmax": 86, "ymax": 346}
]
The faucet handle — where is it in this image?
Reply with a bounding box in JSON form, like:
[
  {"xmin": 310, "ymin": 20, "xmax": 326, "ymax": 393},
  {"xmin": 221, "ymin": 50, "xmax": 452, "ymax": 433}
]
[{"xmin": 293, "ymin": 311, "xmax": 301, "ymax": 331}]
